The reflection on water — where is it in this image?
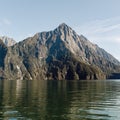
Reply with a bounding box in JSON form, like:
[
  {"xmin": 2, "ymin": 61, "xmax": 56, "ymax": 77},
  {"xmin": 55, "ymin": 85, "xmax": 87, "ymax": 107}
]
[{"xmin": 0, "ymin": 80, "xmax": 120, "ymax": 120}]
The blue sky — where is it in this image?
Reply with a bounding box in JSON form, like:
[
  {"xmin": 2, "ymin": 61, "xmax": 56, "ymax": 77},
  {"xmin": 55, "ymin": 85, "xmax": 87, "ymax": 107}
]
[{"xmin": 0, "ymin": 0, "xmax": 120, "ymax": 60}]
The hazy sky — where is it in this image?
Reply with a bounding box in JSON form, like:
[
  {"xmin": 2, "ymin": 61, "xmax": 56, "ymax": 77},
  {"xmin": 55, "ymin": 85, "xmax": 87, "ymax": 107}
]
[{"xmin": 0, "ymin": 0, "xmax": 120, "ymax": 60}]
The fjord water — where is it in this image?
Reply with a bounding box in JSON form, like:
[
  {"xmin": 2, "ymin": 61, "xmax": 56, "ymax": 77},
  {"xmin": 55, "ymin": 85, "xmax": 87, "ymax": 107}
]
[{"xmin": 0, "ymin": 80, "xmax": 120, "ymax": 120}]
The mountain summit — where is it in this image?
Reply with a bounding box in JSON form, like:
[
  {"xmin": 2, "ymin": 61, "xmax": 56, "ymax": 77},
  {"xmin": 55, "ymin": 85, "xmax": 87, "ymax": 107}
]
[
  {"xmin": 0, "ymin": 36, "xmax": 16, "ymax": 46},
  {"xmin": 0, "ymin": 23, "xmax": 120, "ymax": 80},
  {"xmin": 56, "ymin": 23, "xmax": 72, "ymax": 31}
]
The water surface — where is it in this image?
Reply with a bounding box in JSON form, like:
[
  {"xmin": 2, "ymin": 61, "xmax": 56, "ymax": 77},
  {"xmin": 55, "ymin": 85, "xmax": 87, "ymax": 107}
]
[{"xmin": 0, "ymin": 80, "xmax": 120, "ymax": 120}]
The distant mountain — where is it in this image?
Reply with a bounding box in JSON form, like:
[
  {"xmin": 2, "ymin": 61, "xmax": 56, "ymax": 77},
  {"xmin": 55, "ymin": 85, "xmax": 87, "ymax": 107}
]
[
  {"xmin": 0, "ymin": 36, "xmax": 16, "ymax": 46},
  {"xmin": 0, "ymin": 23, "xmax": 120, "ymax": 80}
]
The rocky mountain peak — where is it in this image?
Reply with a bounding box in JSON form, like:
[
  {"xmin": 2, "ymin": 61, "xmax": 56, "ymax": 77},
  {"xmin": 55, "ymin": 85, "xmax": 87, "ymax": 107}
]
[
  {"xmin": 0, "ymin": 23, "xmax": 119, "ymax": 80},
  {"xmin": 54, "ymin": 23, "xmax": 74, "ymax": 35},
  {"xmin": 0, "ymin": 36, "xmax": 16, "ymax": 46},
  {"xmin": 58, "ymin": 23, "xmax": 71, "ymax": 30}
]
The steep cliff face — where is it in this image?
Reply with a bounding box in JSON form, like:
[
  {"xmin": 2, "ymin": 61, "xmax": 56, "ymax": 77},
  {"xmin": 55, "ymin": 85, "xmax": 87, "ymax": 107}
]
[
  {"xmin": 52, "ymin": 23, "xmax": 120, "ymax": 73},
  {"xmin": 1, "ymin": 23, "xmax": 120, "ymax": 80},
  {"xmin": 0, "ymin": 39, "xmax": 7, "ymax": 78},
  {"xmin": 4, "ymin": 35, "xmax": 47, "ymax": 80}
]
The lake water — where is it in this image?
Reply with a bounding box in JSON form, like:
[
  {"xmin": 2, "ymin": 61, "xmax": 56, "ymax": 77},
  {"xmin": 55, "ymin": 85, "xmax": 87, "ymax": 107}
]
[{"xmin": 0, "ymin": 80, "xmax": 120, "ymax": 120}]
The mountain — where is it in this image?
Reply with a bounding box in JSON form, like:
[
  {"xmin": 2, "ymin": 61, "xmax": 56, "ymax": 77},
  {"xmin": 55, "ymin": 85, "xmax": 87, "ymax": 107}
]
[
  {"xmin": 0, "ymin": 23, "xmax": 120, "ymax": 80},
  {"xmin": 0, "ymin": 36, "xmax": 16, "ymax": 46},
  {"xmin": 0, "ymin": 39, "xmax": 7, "ymax": 79}
]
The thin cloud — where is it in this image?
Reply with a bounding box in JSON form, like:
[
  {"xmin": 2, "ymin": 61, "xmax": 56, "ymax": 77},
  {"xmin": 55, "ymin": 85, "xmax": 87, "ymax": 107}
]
[
  {"xmin": 74, "ymin": 16, "xmax": 120, "ymax": 60},
  {"xmin": 91, "ymin": 24, "xmax": 120, "ymax": 34},
  {"xmin": 0, "ymin": 18, "xmax": 12, "ymax": 26},
  {"xmin": 75, "ymin": 16, "xmax": 120, "ymax": 43},
  {"xmin": 3, "ymin": 18, "xmax": 11, "ymax": 25}
]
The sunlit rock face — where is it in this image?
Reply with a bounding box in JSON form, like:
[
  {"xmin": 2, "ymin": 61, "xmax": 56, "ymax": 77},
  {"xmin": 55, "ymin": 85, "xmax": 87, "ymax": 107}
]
[
  {"xmin": 0, "ymin": 36, "xmax": 16, "ymax": 46},
  {"xmin": 0, "ymin": 23, "xmax": 120, "ymax": 80}
]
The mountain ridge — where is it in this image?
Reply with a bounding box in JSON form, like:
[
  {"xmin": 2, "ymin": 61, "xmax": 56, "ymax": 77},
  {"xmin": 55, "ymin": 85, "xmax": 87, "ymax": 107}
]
[
  {"xmin": 0, "ymin": 36, "xmax": 16, "ymax": 46},
  {"xmin": 0, "ymin": 23, "xmax": 120, "ymax": 80}
]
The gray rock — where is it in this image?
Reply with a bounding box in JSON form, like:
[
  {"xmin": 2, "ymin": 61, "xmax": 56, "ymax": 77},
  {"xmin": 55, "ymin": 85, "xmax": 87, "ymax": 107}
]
[
  {"xmin": 0, "ymin": 36, "xmax": 16, "ymax": 46},
  {"xmin": 0, "ymin": 23, "xmax": 120, "ymax": 80}
]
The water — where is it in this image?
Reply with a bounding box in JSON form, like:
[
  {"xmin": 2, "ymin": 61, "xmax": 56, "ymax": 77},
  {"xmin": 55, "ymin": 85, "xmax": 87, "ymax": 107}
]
[{"xmin": 0, "ymin": 80, "xmax": 120, "ymax": 120}]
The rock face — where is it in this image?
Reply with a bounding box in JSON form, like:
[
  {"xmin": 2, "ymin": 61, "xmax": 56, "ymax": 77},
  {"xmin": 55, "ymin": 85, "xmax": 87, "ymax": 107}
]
[
  {"xmin": 0, "ymin": 39, "xmax": 7, "ymax": 78},
  {"xmin": 0, "ymin": 23, "xmax": 120, "ymax": 80},
  {"xmin": 0, "ymin": 36, "xmax": 16, "ymax": 46}
]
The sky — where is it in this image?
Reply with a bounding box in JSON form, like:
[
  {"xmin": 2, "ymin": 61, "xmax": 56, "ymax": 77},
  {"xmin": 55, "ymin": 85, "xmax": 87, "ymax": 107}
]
[{"xmin": 0, "ymin": 0, "xmax": 120, "ymax": 60}]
